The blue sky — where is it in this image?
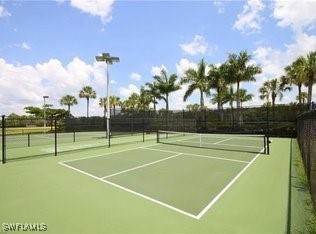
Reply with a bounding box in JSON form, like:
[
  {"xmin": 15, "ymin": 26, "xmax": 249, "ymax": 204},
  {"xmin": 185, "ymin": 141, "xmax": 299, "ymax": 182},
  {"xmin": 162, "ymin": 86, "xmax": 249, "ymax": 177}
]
[{"xmin": 0, "ymin": 0, "xmax": 316, "ymax": 116}]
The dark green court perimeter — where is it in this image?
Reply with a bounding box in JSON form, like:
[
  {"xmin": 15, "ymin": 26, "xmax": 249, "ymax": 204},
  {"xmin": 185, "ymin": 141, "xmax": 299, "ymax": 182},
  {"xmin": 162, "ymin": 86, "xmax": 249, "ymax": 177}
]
[{"xmin": 0, "ymin": 137, "xmax": 312, "ymax": 233}]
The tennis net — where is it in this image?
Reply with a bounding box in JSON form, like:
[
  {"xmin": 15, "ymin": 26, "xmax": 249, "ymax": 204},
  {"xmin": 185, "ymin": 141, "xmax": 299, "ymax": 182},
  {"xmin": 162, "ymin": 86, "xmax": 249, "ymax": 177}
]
[{"xmin": 157, "ymin": 130, "xmax": 269, "ymax": 154}]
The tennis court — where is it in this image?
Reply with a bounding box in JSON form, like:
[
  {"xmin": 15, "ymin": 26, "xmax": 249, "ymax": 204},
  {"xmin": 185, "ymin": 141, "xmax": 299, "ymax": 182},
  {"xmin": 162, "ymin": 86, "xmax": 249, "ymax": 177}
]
[
  {"xmin": 0, "ymin": 132, "xmax": 294, "ymax": 233},
  {"xmin": 60, "ymin": 132, "xmax": 267, "ymax": 219}
]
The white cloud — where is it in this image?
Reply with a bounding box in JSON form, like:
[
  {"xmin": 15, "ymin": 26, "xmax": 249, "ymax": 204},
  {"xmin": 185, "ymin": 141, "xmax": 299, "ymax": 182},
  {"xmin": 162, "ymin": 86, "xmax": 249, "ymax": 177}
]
[
  {"xmin": 176, "ymin": 59, "xmax": 197, "ymax": 77},
  {"xmin": 69, "ymin": 0, "xmax": 114, "ymax": 24},
  {"xmin": 130, "ymin": 72, "xmax": 141, "ymax": 81},
  {"xmin": 20, "ymin": 42, "xmax": 31, "ymax": 50},
  {"xmin": 0, "ymin": 5, "xmax": 11, "ymax": 18},
  {"xmin": 0, "ymin": 57, "xmax": 114, "ymax": 116},
  {"xmin": 179, "ymin": 35, "xmax": 209, "ymax": 56},
  {"xmin": 273, "ymin": 0, "xmax": 316, "ymax": 32},
  {"xmin": 119, "ymin": 84, "xmax": 139, "ymax": 99},
  {"xmin": 252, "ymin": 32, "xmax": 316, "ymax": 104},
  {"xmin": 213, "ymin": 1, "xmax": 226, "ymax": 14},
  {"xmin": 233, "ymin": 0, "xmax": 265, "ymax": 34},
  {"xmin": 150, "ymin": 65, "xmax": 167, "ymax": 76}
]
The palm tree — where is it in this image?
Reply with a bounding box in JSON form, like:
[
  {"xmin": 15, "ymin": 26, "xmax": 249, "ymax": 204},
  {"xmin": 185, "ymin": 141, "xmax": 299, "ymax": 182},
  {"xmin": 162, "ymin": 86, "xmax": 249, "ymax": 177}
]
[
  {"xmin": 237, "ymin": 88, "xmax": 254, "ymax": 108},
  {"xmin": 153, "ymin": 69, "xmax": 180, "ymax": 113},
  {"xmin": 227, "ymin": 50, "xmax": 262, "ymax": 124},
  {"xmin": 208, "ymin": 63, "xmax": 229, "ymax": 121},
  {"xmin": 259, "ymin": 85, "xmax": 270, "ymax": 104},
  {"xmin": 186, "ymin": 104, "xmax": 200, "ymax": 111},
  {"xmin": 122, "ymin": 93, "xmax": 140, "ymax": 112},
  {"xmin": 296, "ymin": 91, "xmax": 308, "ymax": 104},
  {"xmin": 99, "ymin": 97, "xmax": 107, "ymax": 118},
  {"xmin": 79, "ymin": 86, "xmax": 96, "ymax": 117},
  {"xmin": 109, "ymin": 96, "xmax": 121, "ymax": 116},
  {"xmin": 145, "ymin": 82, "xmax": 160, "ymax": 112},
  {"xmin": 138, "ymin": 87, "xmax": 152, "ymax": 111},
  {"xmin": 226, "ymin": 85, "xmax": 236, "ymax": 125},
  {"xmin": 181, "ymin": 59, "xmax": 210, "ymax": 109},
  {"xmin": 284, "ymin": 56, "xmax": 307, "ymax": 105},
  {"xmin": 59, "ymin": 95, "xmax": 78, "ymax": 116},
  {"xmin": 303, "ymin": 51, "xmax": 316, "ymax": 110},
  {"xmin": 259, "ymin": 77, "xmax": 291, "ymax": 119}
]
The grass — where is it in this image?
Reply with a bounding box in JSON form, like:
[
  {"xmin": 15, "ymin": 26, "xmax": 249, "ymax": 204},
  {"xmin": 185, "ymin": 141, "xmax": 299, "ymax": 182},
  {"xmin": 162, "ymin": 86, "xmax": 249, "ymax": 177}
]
[
  {"xmin": 290, "ymin": 139, "xmax": 316, "ymax": 233},
  {"xmin": 0, "ymin": 137, "xmax": 292, "ymax": 233},
  {"xmin": 3, "ymin": 126, "xmax": 53, "ymax": 135}
]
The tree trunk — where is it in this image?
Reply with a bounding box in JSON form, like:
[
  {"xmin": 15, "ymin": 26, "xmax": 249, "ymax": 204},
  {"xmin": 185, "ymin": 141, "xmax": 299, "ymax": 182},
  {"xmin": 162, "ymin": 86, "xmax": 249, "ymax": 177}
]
[
  {"xmin": 67, "ymin": 104, "xmax": 71, "ymax": 116},
  {"xmin": 166, "ymin": 94, "xmax": 169, "ymax": 129},
  {"xmin": 200, "ymin": 90, "xmax": 204, "ymax": 108},
  {"xmin": 236, "ymin": 82, "xmax": 242, "ymax": 126},
  {"xmin": 298, "ymin": 84, "xmax": 302, "ymax": 105},
  {"xmin": 272, "ymin": 94, "xmax": 276, "ymax": 121},
  {"xmin": 307, "ymin": 75, "xmax": 315, "ymax": 110}
]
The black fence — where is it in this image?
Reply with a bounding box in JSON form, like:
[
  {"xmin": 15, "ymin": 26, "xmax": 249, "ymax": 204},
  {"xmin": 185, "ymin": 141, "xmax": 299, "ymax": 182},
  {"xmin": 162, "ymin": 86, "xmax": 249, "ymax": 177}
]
[
  {"xmin": 1, "ymin": 104, "xmax": 309, "ymax": 163},
  {"xmin": 297, "ymin": 110, "xmax": 316, "ymax": 208}
]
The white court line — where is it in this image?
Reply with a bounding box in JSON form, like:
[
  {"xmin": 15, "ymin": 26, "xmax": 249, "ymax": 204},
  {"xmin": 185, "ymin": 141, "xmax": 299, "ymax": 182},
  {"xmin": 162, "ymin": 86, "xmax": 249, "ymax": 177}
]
[
  {"xmin": 214, "ymin": 137, "xmax": 233, "ymax": 145},
  {"xmin": 101, "ymin": 153, "xmax": 183, "ymax": 179},
  {"xmin": 59, "ymin": 144, "xmax": 265, "ymax": 220},
  {"xmin": 140, "ymin": 147, "xmax": 249, "ymax": 164},
  {"xmin": 58, "ymin": 160, "xmax": 199, "ymax": 219},
  {"xmin": 195, "ymin": 147, "xmax": 265, "ymax": 219},
  {"xmin": 59, "ymin": 143, "xmax": 157, "ymax": 163}
]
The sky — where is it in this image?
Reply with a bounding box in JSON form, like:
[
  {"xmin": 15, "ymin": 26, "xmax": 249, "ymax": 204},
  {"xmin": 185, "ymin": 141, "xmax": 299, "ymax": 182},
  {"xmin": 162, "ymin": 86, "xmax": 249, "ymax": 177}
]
[{"xmin": 0, "ymin": 0, "xmax": 316, "ymax": 117}]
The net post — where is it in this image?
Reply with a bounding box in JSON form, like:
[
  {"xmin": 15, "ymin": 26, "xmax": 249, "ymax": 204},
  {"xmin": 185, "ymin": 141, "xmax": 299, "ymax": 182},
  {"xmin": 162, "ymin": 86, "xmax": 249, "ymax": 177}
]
[
  {"xmin": 54, "ymin": 118, "xmax": 57, "ymax": 156},
  {"xmin": 264, "ymin": 135, "xmax": 267, "ymax": 154},
  {"xmin": 267, "ymin": 135, "xmax": 270, "ymax": 155},
  {"xmin": 2, "ymin": 115, "xmax": 6, "ymax": 164},
  {"xmin": 28, "ymin": 133, "xmax": 30, "ymax": 147},
  {"xmin": 156, "ymin": 131, "xmax": 159, "ymax": 143},
  {"xmin": 73, "ymin": 131, "xmax": 76, "ymax": 142}
]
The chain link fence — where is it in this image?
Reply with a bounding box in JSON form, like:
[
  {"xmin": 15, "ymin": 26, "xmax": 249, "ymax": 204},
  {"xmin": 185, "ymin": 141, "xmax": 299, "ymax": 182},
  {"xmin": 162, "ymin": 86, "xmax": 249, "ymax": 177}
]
[
  {"xmin": 1, "ymin": 104, "xmax": 309, "ymax": 163},
  {"xmin": 297, "ymin": 110, "xmax": 316, "ymax": 208}
]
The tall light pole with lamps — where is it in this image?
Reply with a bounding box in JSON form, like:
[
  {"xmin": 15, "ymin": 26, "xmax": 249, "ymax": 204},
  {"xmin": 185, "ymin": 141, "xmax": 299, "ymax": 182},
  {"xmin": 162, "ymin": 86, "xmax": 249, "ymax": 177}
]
[
  {"xmin": 43, "ymin": 95, "xmax": 49, "ymax": 134},
  {"xmin": 95, "ymin": 53, "xmax": 120, "ymax": 139}
]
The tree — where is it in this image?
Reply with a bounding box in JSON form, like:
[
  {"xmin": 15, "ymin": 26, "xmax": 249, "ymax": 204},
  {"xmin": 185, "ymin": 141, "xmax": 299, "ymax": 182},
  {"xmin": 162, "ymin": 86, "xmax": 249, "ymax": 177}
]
[
  {"xmin": 227, "ymin": 50, "xmax": 262, "ymax": 124},
  {"xmin": 24, "ymin": 106, "xmax": 43, "ymax": 117},
  {"xmin": 153, "ymin": 69, "xmax": 180, "ymax": 113},
  {"xmin": 99, "ymin": 97, "xmax": 107, "ymax": 118},
  {"xmin": 60, "ymin": 95, "xmax": 78, "ymax": 116},
  {"xmin": 138, "ymin": 87, "xmax": 152, "ymax": 111},
  {"xmin": 296, "ymin": 91, "xmax": 308, "ymax": 104},
  {"xmin": 79, "ymin": 86, "xmax": 96, "ymax": 117},
  {"xmin": 109, "ymin": 96, "xmax": 121, "ymax": 116},
  {"xmin": 145, "ymin": 81, "xmax": 160, "ymax": 112},
  {"xmin": 181, "ymin": 59, "xmax": 210, "ymax": 109},
  {"xmin": 99, "ymin": 96, "xmax": 121, "ymax": 118},
  {"xmin": 284, "ymin": 56, "xmax": 307, "ymax": 105},
  {"xmin": 208, "ymin": 63, "xmax": 229, "ymax": 121},
  {"xmin": 121, "ymin": 93, "xmax": 140, "ymax": 112},
  {"xmin": 186, "ymin": 104, "xmax": 200, "ymax": 111},
  {"xmin": 259, "ymin": 77, "xmax": 291, "ymax": 119},
  {"xmin": 303, "ymin": 51, "xmax": 316, "ymax": 110},
  {"xmin": 236, "ymin": 88, "xmax": 254, "ymax": 108}
]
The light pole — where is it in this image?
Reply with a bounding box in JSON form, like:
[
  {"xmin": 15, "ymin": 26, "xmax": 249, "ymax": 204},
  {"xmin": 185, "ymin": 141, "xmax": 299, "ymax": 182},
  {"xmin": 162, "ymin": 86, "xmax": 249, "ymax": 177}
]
[
  {"xmin": 95, "ymin": 53, "xmax": 120, "ymax": 139},
  {"xmin": 43, "ymin": 95, "xmax": 49, "ymax": 134}
]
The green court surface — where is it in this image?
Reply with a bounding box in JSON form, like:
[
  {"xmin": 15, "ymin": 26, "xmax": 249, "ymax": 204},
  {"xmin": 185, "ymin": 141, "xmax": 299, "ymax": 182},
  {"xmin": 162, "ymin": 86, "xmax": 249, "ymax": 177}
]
[{"xmin": 0, "ymin": 136, "xmax": 291, "ymax": 233}]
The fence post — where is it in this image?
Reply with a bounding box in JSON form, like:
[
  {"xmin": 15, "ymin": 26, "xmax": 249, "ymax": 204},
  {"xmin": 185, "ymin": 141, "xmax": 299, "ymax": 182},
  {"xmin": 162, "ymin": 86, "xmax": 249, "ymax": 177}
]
[
  {"xmin": 54, "ymin": 119, "xmax": 57, "ymax": 156},
  {"xmin": 2, "ymin": 115, "xmax": 6, "ymax": 164}
]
